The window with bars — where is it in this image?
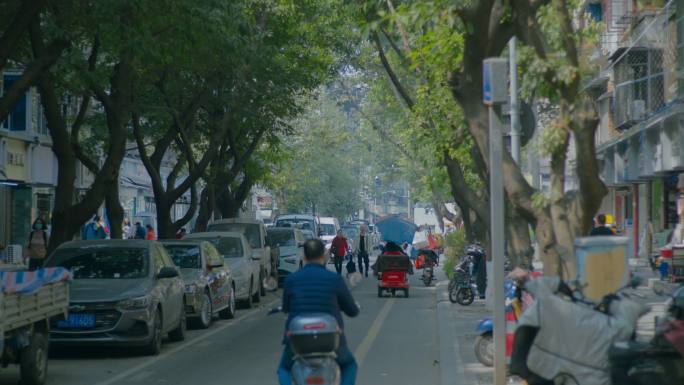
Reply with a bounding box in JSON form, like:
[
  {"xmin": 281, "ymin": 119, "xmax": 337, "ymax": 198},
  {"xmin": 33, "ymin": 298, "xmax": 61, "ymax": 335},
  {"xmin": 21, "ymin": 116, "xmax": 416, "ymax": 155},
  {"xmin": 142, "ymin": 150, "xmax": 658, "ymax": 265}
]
[
  {"xmin": 1, "ymin": 74, "xmax": 28, "ymax": 132},
  {"xmin": 612, "ymin": 48, "xmax": 665, "ymax": 130}
]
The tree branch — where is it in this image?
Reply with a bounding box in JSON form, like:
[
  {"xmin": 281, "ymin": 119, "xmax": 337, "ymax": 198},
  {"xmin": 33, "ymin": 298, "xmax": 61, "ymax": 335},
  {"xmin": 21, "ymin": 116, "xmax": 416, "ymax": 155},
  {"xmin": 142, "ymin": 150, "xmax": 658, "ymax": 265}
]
[
  {"xmin": 371, "ymin": 30, "xmax": 415, "ymax": 109},
  {"xmin": 0, "ymin": 0, "xmax": 48, "ymax": 70},
  {"xmin": 132, "ymin": 115, "xmax": 165, "ymax": 192},
  {"xmin": 1, "ymin": 21, "xmax": 68, "ymax": 123}
]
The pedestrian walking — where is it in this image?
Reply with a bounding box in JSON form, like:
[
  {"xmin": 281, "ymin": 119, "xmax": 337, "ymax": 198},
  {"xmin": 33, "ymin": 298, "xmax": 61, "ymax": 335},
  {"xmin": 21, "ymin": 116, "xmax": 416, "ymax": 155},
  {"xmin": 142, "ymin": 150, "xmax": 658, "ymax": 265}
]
[
  {"xmin": 83, "ymin": 215, "xmax": 107, "ymax": 240},
  {"xmin": 145, "ymin": 224, "xmax": 156, "ymax": 240},
  {"xmin": 134, "ymin": 222, "xmax": 146, "ymax": 239},
  {"xmin": 330, "ymin": 230, "xmax": 349, "ymax": 275},
  {"xmin": 354, "ymin": 225, "xmax": 371, "ymax": 277},
  {"xmin": 122, "ymin": 219, "xmax": 132, "ymax": 239},
  {"xmin": 26, "ymin": 218, "xmax": 49, "ymax": 270}
]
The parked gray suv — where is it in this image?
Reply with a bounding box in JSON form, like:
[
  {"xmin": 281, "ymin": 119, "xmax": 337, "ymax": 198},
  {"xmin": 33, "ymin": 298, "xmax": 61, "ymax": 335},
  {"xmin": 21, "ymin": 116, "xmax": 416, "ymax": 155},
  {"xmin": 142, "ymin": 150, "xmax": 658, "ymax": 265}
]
[{"xmin": 45, "ymin": 240, "xmax": 186, "ymax": 355}]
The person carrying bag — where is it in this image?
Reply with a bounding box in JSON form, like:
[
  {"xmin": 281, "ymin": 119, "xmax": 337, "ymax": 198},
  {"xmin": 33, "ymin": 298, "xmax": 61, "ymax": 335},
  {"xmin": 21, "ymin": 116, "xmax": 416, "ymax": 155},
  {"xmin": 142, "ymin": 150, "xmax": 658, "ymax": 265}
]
[{"xmin": 26, "ymin": 218, "xmax": 49, "ymax": 270}]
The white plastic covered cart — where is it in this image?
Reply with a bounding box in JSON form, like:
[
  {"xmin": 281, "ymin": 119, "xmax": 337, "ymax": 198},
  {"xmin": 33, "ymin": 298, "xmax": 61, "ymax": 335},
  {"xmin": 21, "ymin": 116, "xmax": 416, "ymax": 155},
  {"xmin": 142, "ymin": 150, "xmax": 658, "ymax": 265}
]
[{"xmin": 1, "ymin": 266, "xmax": 70, "ymax": 385}]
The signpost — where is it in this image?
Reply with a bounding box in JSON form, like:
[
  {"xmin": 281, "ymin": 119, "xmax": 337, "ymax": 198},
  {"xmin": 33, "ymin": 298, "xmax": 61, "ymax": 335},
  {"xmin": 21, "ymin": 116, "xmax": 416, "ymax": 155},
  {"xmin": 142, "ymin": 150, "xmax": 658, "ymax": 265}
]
[{"xmin": 483, "ymin": 57, "xmax": 508, "ymax": 385}]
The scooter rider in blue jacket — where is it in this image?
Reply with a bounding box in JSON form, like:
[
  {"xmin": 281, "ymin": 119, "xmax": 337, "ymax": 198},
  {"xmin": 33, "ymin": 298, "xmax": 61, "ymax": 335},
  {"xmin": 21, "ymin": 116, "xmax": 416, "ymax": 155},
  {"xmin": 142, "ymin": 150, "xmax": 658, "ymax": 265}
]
[{"xmin": 278, "ymin": 238, "xmax": 360, "ymax": 385}]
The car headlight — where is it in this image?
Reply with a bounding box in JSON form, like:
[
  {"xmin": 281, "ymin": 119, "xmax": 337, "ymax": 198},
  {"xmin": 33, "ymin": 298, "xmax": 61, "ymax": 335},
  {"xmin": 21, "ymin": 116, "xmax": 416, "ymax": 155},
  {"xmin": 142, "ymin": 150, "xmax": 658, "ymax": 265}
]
[
  {"xmin": 185, "ymin": 283, "xmax": 198, "ymax": 293},
  {"xmin": 117, "ymin": 296, "xmax": 152, "ymax": 310}
]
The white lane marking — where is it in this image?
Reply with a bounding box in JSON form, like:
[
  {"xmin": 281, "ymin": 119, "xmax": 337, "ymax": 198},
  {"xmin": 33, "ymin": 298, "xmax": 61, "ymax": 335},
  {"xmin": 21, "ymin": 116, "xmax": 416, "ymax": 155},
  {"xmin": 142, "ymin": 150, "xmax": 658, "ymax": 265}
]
[
  {"xmin": 93, "ymin": 298, "xmax": 280, "ymax": 385},
  {"xmin": 127, "ymin": 370, "xmax": 153, "ymax": 382},
  {"xmin": 354, "ymin": 298, "xmax": 395, "ymax": 368}
]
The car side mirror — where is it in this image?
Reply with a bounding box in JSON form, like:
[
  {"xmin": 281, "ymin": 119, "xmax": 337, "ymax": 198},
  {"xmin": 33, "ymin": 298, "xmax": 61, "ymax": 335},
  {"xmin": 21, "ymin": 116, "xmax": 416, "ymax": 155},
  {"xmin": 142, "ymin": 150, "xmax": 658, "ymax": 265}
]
[
  {"xmin": 209, "ymin": 260, "xmax": 224, "ymax": 268},
  {"xmin": 157, "ymin": 266, "xmax": 179, "ymax": 279}
]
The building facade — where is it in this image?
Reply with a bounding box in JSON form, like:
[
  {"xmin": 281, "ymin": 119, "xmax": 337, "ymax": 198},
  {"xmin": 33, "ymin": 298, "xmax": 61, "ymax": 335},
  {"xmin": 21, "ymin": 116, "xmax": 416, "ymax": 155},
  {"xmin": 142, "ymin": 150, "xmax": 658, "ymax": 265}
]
[
  {"xmin": 0, "ymin": 72, "xmax": 193, "ymax": 247},
  {"xmin": 590, "ymin": 0, "xmax": 684, "ymax": 257}
]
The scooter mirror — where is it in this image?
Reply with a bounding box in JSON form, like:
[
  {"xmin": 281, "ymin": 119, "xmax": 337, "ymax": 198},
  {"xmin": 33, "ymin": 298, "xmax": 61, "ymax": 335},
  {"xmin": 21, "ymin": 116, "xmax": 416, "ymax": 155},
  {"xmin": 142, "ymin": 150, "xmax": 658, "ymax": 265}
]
[{"xmin": 263, "ymin": 276, "xmax": 278, "ymax": 292}]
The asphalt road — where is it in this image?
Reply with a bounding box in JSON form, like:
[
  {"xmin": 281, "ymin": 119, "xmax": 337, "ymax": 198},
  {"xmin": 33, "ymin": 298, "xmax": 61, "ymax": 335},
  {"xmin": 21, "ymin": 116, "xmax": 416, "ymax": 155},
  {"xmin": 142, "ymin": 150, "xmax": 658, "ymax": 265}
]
[{"xmin": 0, "ymin": 262, "xmax": 440, "ymax": 385}]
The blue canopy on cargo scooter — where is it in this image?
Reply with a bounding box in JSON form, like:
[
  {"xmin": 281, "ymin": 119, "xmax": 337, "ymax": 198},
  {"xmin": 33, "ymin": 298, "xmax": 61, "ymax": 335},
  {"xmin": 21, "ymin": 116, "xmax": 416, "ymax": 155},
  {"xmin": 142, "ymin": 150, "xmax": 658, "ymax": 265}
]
[{"xmin": 376, "ymin": 215, "xmax": 417, "ymax": 245}]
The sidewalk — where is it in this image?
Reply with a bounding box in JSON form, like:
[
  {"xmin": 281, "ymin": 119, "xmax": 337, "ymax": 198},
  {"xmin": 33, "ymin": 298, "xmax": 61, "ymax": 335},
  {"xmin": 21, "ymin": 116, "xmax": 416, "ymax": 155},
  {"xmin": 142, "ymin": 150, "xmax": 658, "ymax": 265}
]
[{"xmin": 435, "ymin": 270, "xmax": 672, "ymax": 385}]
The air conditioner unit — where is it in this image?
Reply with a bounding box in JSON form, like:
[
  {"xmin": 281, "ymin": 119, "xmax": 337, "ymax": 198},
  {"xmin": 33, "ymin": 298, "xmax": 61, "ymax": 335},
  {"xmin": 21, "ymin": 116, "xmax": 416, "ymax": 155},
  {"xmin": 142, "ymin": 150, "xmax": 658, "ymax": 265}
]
[
  {"xmin": 6, "ymin": 244, "xmax": 24, "ymax": 265},
  {"xmin": 629, "ymin": 100, "xmax": 646, "ymax": 121}
]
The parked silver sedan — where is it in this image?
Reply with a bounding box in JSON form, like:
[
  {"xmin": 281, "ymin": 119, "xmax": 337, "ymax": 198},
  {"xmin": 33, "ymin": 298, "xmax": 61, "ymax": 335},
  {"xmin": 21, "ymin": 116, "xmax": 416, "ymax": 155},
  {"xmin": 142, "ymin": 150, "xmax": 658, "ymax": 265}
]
[
  {"xmin": 184, "ymin": 232, "xmax": 261, "ymax": 308},
  {"xmin": 45, "ymin": 240, "xmax": 186, "ymax": 356},
  {"xmin": 161, "ymin": 240, "xmax": 236, "ymax": 329}
]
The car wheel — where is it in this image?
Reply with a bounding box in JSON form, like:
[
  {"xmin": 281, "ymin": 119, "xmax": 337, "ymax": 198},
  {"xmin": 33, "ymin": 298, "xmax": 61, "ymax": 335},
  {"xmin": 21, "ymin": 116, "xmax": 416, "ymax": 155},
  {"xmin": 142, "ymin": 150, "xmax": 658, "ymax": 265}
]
[
  {"xmin": 19, "ymin": 330, "xmax": 48, "ymax": 385},
  {"xmin": 196, "ymin": 291, "xmax": 212, "ymax": 329},
  {"xmin": 142, "ymin": 308, "xmax": 163, "ymax": 356},
  {"xmin": 404, "ymin": 288, "xmax": 409, "ymax": 298},
  {"xmin": 259, "ymin": 270, "xmax": 267, "ymax": 297},
  {"xmin": 219, "ymin": 284, "xmax": 236, "ymax": 319},
  {"xmin": 252, "ymin": 277, "xmax": 261, "ymax": 303},
  {"xmin": 168, "ymin": 305, "xmax": 187, "ymax": 342}
]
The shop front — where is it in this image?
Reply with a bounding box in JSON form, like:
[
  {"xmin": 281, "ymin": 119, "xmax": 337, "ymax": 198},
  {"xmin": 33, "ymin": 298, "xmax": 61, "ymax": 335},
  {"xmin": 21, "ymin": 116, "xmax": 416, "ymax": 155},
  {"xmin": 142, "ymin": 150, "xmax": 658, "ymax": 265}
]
[{"xmin": 0, "ymin": 137, "xmax": 31, "ymax": 247}]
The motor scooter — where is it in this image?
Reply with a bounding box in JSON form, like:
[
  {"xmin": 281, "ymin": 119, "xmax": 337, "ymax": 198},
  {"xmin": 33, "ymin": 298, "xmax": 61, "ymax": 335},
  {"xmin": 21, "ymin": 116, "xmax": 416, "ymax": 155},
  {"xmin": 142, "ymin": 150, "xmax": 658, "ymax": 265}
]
[
  {"xmin": 269, "ymin": 305, "xmax": 361, "ymax": 385},
  {"xmin": 421, "ymin": 262, "xmax": 434, "ymax": 286},
  {"xmin": 510, "ymin": 276, "xmax": 647, "ymax": 385},
  {"xmin": 474, "ymin": 279, "xmax": 521, "ymax": 367}
]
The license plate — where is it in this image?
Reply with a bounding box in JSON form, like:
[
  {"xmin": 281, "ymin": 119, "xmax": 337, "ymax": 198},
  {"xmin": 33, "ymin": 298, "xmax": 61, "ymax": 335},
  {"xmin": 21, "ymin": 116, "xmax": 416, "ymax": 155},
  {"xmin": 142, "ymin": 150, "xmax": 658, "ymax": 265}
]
[{"xmin": 58, "ymin": 313, "xmax": 96, "ymax": 329}]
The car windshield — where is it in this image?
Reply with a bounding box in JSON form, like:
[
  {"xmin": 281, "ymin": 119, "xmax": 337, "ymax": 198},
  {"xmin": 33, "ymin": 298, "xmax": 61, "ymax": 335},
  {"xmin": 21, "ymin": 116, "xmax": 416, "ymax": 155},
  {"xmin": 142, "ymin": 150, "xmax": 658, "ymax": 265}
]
[
  {"xmin": 207, "ymin": 223, "xmax": 261, "ymax": 249},
  {"xmin": 275, "ymin": 218, "xmax": 314, "ymax": 231},
  {"xmin": 192, "ymin": 237, "xmax": 243, "ymax": 258},
  {"xmin": 164, "ymin": 245, "xmax": 201, "ymax": 269},
  {"xmin": 320, "ymin": 224, "xmax": 336, "ymax": 236},
  {"xmin": 342, "ymin": 227, "xmax": 359, "ymax": 240},
  {"xmin": 268, "ymin": 230, "xmax": 296, "ymax": 246},
  {"xmin": 46, "ymin": 247, "xmax": 149, "ymax": 279},
  {"xmin": 302, "ymin": 231, "xmax": 315, "ymax": 240}
]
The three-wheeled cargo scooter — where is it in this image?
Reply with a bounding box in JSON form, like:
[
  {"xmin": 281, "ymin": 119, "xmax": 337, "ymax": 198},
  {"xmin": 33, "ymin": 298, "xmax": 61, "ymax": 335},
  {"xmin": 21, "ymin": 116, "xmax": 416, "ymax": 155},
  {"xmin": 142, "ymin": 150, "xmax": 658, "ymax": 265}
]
[{"xmin": 375, "ymin": 253, "xmax": 413, "ymax": 298}]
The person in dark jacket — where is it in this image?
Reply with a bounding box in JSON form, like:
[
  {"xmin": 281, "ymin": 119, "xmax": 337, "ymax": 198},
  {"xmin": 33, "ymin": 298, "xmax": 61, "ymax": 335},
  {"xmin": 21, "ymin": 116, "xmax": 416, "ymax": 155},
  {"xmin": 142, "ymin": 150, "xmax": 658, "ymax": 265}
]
[
  {"xmin": 590, "ymin": 214, "xmax": 614, "ymax": 236},
  {"xmin": 134, "ymin": 222, "xmax": 146, "ymax": 239},
  {"xmin": 278, "ymin": 239, "xmax": 360, "ymax": 385}
]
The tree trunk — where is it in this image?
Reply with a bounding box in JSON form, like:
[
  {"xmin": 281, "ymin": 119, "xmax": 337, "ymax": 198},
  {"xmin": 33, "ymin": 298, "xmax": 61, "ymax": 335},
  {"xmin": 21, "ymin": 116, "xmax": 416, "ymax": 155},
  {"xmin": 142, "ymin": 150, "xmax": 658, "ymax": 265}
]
[
  {"xmin": 105, "ymin": 181, "xmax": 124, "ymax": 239},
  {"xmin": 156, "ymin": 198, "xmax": 175, "ymax": 239},
  {"xmin": 195, "ymin": 185, "xmax": 215, "ymax": 232},
  {"xmin": 48, "ymin": 147, "xmax": 78, "ymax": 253},
  {"xmin": 505, "ymin": 205, "xmax": 533, "ymax": 268}
]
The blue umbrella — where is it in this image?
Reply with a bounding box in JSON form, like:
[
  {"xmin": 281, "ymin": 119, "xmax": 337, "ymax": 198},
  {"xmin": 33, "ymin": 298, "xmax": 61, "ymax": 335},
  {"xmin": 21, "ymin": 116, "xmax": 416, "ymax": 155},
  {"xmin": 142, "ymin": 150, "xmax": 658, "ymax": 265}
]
[{"xmin": 376, "ymin": 215, "xmax": 418, "ymax": 245}]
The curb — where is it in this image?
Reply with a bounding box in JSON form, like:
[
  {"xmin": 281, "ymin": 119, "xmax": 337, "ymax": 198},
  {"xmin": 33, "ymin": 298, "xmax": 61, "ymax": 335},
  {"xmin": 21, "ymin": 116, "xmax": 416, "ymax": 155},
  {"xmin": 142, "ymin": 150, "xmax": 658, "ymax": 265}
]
[
  {"xmin": 651, "ymin": 279, "xmax": 680, "ymax": 296},
  {"xmin": 436, "ymin": 281, "xmax": 477, "ymax": 385}
]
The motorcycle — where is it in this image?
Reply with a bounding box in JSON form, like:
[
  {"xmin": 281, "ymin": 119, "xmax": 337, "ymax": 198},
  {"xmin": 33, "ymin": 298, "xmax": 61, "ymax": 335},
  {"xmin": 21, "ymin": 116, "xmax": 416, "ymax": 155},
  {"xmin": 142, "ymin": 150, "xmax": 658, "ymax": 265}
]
[
  {"xmin": 416, "ymin": 249, "xmax": 438, "ymax": 287},
  {"xmin": 269, "ymin": 308, "xmax": 345, "ymax": 385},
  {"xmin": 608, "ymin": 285, "xmax": 684, "ymax": 385},
  {"xmin": 510, "ymin": 275, "xmax": 647, "ymax": 385},
  {"xmin": 448, "ymin": 255, "xmax": 476, "ymax": 305},
  {"xmin": 474, "ymin": 279, "xmax": 521, "ymax": 367},
  {"xmin": 421, "ymin": 264, "xmax": 434, "ymax": 286}
]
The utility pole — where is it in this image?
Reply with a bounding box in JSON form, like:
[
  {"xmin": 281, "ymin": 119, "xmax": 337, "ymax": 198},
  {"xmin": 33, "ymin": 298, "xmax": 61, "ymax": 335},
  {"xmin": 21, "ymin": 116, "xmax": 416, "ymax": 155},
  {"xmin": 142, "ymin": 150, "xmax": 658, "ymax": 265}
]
[
  {"xmin": 483, "ymin": 57, "xmax": 508, "ymax": 385},
  {"xmin": 509, "ymin": 37, "xmax": 521, "ymax": 163}
]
